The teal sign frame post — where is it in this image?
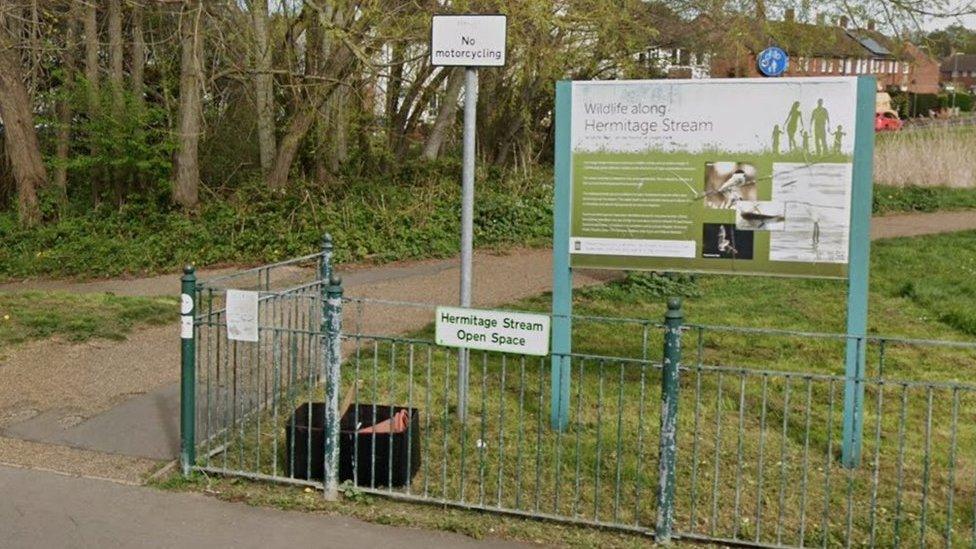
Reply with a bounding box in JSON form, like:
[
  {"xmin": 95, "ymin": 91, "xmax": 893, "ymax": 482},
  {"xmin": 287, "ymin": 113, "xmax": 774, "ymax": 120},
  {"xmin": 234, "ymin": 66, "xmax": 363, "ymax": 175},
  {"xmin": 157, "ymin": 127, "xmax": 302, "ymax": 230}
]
[
  {"xmin": 840, "ymin": 76, "xmax": 876, "ymax": 468},
  {"xmin": 549, "ymin": 77, "xmax": 875, "ymax": 466},
  {"xmin": 550, "ymin": 80, "xmax": 573, "ymax": 430}
]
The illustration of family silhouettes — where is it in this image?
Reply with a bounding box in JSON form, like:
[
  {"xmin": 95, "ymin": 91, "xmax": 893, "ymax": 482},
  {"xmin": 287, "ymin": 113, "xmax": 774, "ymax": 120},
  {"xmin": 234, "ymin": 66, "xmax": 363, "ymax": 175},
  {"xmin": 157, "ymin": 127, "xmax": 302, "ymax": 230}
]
[{"xmin": 772, "ymin": 99, "xmax": 845, "ymax": 156}]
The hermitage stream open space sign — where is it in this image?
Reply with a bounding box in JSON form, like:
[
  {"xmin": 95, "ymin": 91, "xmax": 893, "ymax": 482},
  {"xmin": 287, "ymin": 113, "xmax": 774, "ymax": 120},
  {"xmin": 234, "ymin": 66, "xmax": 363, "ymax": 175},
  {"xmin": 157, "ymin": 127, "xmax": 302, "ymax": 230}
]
[
  {"xmin": 435, "ymin": 306, "xmax": 551, "ymax": 356},
  {"xmin": 568, "ymin": 77, "xmax": 860, "ymax": 278}
]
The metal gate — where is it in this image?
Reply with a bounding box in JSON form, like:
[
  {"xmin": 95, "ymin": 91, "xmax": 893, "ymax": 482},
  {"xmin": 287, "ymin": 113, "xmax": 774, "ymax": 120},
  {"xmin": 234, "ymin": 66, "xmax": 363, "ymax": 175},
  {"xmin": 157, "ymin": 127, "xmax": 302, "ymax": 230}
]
[{"xmin": 180, "ymin": 237, "xmax": 976, "ymax": 547}]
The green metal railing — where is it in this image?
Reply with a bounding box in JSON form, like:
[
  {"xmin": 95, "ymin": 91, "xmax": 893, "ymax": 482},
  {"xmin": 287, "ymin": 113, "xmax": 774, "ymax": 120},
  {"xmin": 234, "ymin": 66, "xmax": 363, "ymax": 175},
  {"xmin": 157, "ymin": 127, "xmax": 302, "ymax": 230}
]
[{"xmin": 180, "ymin": 245, "xmax": 976, "ymax": 547}]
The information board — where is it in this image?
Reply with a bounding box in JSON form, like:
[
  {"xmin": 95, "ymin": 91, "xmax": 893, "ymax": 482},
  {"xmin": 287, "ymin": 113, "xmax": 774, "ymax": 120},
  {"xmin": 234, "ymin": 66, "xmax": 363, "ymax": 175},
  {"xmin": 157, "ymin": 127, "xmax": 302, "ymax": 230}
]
[{"xmin": 568, "ymin": 77, "xmax": 859, "ymax": 278}]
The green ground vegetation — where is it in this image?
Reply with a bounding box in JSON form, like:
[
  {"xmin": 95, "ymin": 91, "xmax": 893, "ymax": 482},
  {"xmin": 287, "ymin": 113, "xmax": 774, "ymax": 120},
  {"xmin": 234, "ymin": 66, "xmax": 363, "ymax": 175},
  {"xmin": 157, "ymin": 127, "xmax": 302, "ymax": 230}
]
[
  {"xmin": 0, "ymin": 163, "xmax": 551, "ymax": 281},
  {"xmin": 1, "ymin": 155, "xmax": 974, "ymax": 282},
  {"xmin": 873, "ymin": 184, "xmax": 976, "ymax": 214},
  {"xmin": 0, "ymin": 292, "xmax": 176, "ymax": 348},
  {"xmin": 165, "ymin": 231, "xmax": 976, "ymax": 547}
]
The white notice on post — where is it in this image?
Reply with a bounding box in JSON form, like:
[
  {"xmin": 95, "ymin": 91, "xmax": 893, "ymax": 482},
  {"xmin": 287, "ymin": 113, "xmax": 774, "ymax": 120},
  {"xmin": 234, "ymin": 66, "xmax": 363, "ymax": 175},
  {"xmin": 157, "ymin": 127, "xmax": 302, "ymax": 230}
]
[
  {"xmin": 430, "ymin": 15, "xmax": 507, "ymax": 67},
  {"xmin": 226, "ymin": 290, "xmax": 259, "ymax": 342}
]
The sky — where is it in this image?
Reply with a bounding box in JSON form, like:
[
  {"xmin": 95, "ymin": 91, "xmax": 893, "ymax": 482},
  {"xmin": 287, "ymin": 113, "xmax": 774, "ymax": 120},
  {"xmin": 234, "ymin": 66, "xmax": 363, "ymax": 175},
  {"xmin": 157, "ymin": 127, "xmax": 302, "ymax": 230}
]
[{"xmin": 924, "ymin": 13, "xmax": 976, "ymax": 31}]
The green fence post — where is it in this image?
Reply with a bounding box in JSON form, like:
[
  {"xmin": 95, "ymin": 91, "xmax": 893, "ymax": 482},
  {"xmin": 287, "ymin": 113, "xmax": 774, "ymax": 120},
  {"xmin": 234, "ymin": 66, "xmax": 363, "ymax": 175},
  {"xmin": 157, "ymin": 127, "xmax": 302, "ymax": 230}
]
[
  {"xmin": 842, "ymin": 75, "xmax": 876, "ymax": 469},
  {"xmin": 322, "ymin": 274, "xmax": 343, "ymax": 501},
  {"xmin": 550, "ymin": 80, "xmax": 573, "ymax": 431},
  {"xmin": 179, "ymin": 265, "xmax": 197, "ymax": 477},
  {"xmin": 656, "ymin": 298, "xmax": 683, "ymax": 543}
]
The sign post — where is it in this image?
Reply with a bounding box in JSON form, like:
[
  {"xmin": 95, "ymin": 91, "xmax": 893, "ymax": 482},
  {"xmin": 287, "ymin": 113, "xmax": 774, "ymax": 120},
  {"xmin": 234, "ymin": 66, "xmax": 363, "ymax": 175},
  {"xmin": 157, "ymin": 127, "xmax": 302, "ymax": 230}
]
[
  {"xmin": 550, "ymin": 77, "xmax": 875, "ymax": 466},
  {"xmin": 431, "ymin": 14, "xmax": 507, "ymax": 420}
]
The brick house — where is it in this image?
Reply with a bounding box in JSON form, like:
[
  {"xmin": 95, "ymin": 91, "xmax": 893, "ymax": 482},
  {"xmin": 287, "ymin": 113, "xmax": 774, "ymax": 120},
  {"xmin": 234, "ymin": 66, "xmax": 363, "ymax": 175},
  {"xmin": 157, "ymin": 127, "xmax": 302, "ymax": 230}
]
[
  {"xmin": 942, "ymin": 53, "xmax": 976, "ymax": 91},
  {"xmin": 671, "ymin": 7, "xmax": 939, "ymax": 93}
]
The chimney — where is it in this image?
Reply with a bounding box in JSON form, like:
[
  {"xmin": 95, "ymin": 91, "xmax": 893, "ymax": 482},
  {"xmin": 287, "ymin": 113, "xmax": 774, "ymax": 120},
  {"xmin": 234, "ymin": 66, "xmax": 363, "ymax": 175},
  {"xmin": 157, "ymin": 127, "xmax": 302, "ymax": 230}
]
[
  {"xmin": 839, "ymin": 15, "xmax": 848, "ymax": 28},
  {"xmin": 867, "ymin": 19, "xmax": 875, "ymax": 31},
  {"xmin": 785, "ymin": 8, "xmax": 795, "ymax": 22},
  {"xmin": 756, "ymin": 0, "xmax": 766, "ymax": 20}
]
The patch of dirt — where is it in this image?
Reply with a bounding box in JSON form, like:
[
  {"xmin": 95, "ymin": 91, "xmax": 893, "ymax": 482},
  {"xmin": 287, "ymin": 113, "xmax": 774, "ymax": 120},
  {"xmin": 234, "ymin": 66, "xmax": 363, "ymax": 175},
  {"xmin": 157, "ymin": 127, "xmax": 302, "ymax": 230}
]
[
  {"xmin": 870, "ymin": 210, "xmax": 976, "ymax": 240},
  {"xmin": 0, "ymin": 436, "xmax": 158, "ymax": 484},
  {"xmin": 0, "ymin": 325, "xmax": 178, "ymax": 430}
]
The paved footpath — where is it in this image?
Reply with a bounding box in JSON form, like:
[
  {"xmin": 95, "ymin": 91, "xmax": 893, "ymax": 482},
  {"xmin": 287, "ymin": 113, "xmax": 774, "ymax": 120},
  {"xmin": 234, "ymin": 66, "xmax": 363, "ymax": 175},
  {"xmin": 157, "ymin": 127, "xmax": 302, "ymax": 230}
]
[{"xmin": 0, "ymin": 465, "xmax": 526, "ymax": 548}]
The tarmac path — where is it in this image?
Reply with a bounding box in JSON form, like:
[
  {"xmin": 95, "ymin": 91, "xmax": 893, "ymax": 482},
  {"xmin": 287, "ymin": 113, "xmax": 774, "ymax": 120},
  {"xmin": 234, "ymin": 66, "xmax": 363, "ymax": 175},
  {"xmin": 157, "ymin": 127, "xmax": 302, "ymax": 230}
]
[{"xmin": 0, "ymin": 464, "xmax": 527, "ymax": 548}]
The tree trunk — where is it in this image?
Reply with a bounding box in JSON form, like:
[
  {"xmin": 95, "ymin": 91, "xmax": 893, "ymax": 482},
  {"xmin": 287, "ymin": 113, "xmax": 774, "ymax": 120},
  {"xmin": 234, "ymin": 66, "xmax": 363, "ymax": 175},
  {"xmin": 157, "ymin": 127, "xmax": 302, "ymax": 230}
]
[
  {"xmin": 54, "ymin": 5, "xmax": 79, "ymax": 211},
  {"xmin": 423, "ymin": 68, "xmax": 464, "ymax": 160},
  {"xmin": 107, "ymin": 0, "xmax": 123, "ymax": 106},
  {"xmin": 82, "ymin": 0, "xmax": 99, "ymax": 101},
  {"xmin": 0, "ymin": 31, "xmax": 45, "ymax": 228},
  {"xmin": 131, "ymin": 1, "xmax": 146, "ymax": 107},
  {"xmin": 385, "ymin": 42, "xmax": 403, "ymax": 145},
  {"xmin": 173, "ymin": 0, "xmax": 203, "ymax": 209},
  {"xmin": 328, "ymin": 87, "xmax": 349, "ymax": 172},
  {"xmin": 250, "ymin": 0, "xmax": 275, "ymax": 175}
]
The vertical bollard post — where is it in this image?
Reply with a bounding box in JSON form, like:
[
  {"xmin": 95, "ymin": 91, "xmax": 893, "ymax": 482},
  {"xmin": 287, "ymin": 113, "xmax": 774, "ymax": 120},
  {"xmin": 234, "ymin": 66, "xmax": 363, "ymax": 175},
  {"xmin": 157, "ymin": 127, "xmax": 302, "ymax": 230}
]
[
  {"xmin": 656, "ymin": 298, "xmax": 683, "ymax": 543},
  {"xmin": 321, "ymin": 233, "xmax": 333, "ymax": 285},
  {"xmin": 319, "ymin": 233, "xmax": 333, "ymax": 384},
  {"xmin": 179, "ymin": 265, "xmax": 197, "ymax": 477},
  {"xmin": 322, "ymin": 274, "xmax": 343, "ymax": 500}
]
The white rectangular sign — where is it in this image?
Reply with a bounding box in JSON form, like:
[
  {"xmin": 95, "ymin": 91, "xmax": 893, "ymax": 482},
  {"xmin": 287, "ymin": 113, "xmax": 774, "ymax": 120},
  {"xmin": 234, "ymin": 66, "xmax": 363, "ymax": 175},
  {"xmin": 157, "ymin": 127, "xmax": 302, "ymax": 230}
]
[
  {"xmin": 226, "ymin": 289, "xmax": 259, "ymax": 342},
  {"xmin": 430, "ymin": 15, "xmax": 507, "ymax": 67},
  {"xmin": 436, "ymin": 306, "xmax": 550, "ymax": 356}
]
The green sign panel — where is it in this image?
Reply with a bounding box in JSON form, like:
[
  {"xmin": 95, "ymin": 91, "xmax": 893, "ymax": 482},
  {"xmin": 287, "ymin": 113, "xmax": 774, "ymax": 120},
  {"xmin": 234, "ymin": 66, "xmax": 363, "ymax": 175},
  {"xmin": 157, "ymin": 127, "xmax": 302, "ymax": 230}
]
[{"xmin": 568, "ymin": 78, "xmax": 859, "ymax": 278}]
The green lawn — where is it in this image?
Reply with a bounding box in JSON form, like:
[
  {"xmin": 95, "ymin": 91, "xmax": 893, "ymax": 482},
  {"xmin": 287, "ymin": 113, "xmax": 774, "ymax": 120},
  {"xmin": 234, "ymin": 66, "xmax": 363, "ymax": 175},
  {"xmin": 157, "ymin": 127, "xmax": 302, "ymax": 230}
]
[
  {"xmin": 173, "ymin": 230, "xmax": 976, "ymax": 548},
  {"xmin": 874, "ymin": 184, "xmax": 976, "ymax": 215},
  {"xmin": 0, "ymin": 292, "xmax": 176, "ymax": 348}
]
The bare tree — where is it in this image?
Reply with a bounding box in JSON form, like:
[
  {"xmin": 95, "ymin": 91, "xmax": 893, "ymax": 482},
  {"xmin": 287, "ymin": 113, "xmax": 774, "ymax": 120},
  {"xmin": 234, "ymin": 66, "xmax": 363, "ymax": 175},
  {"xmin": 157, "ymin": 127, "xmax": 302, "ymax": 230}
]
[
  {"xmin": 423, "ymin": 67, "xmax": 464, "ymax": 160},
  {"xmin": 250, "ymin": 0, "xmax": 275, "ymax": 175},
  {"xmin": 173, "ymin": 0, "xmax": 203, "ymax": 209}
]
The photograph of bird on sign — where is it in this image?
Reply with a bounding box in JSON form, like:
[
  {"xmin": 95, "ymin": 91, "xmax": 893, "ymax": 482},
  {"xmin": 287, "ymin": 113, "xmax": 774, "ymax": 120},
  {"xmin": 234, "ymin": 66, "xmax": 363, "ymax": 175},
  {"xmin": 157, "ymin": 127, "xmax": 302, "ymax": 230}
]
[{"xmin": 701, "ymin": 162, "xmax": 758, "ymax": 209}]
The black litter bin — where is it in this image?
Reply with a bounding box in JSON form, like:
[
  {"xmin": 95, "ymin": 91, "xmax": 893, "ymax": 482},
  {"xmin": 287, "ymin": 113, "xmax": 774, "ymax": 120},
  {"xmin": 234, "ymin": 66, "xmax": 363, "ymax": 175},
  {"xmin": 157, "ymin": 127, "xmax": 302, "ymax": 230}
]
[{"xmin": 285, "ymin": 402, "xmax": 421, "ymax": 488}]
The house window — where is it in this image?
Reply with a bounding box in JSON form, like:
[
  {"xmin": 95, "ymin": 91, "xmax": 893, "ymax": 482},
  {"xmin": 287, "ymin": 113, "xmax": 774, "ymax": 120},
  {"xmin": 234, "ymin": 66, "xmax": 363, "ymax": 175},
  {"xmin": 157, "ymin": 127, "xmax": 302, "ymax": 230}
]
[{"xmin": 903, "ymin": 62, "xmax": 910, "ymax": 74}]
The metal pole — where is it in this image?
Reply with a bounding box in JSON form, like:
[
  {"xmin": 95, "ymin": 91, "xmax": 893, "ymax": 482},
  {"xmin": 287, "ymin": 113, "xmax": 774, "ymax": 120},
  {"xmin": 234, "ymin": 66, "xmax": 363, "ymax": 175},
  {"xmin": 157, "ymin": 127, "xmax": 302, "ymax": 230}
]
[
  {"xmin": 841, "ymin": 76, "xmax": 876, "ymax": 468},
  {"xmin": 323, "ymin": 274, "xmax": 343, "ymax": 500},
  {"xmin": 458, "ymin": 66, "xmax": 477, "ymax": 421},
  {"xmin": 179, "ymin": 265, "xmax": 197, "ymax": 477},
  {"xmin": 550, "ymin": 81, "xmax": 573, "ymax": 431},
  {"xmin": 656, "ymin": 297, "xmax": 683, "ymax": 542}
]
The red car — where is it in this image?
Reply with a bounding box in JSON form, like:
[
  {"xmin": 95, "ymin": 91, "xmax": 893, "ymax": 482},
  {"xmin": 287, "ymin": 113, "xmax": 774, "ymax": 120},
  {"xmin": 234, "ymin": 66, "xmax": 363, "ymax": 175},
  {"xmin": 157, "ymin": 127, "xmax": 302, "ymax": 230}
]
[{"xmin": 875, "ymin": 111, "xmax": 903, "ymax": 132}]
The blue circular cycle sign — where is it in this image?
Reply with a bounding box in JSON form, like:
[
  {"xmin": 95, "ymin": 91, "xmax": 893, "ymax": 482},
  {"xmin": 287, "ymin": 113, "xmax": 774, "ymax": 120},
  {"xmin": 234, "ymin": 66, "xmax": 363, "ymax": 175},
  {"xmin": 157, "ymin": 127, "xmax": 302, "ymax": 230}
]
[{"xmin": 757, "ymin": 46, "xmax": 789, "ymax": 77}]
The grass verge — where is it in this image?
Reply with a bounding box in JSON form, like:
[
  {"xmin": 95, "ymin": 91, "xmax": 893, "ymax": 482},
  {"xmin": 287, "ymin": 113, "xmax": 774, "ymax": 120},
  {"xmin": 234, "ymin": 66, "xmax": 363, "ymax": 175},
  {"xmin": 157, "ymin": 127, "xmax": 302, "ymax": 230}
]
[
  {"xmin": 0, "ymin": 291, "xmax": 176, "ymax": 348},
  {"xmin": 160, "ymin": 231, "xmax": 976, "ymax": 547},
  {"xmin": 152, "ymin": 473, "xmax": 658, "ymax": 548}
]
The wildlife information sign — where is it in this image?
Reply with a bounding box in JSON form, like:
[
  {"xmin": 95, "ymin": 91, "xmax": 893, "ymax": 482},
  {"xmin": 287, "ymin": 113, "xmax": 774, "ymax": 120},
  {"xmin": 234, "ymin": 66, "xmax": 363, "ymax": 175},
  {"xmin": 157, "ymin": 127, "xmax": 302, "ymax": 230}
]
[{"xmin": 567, "ymin": 77, "xmax": 859, "ymax": 278}]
